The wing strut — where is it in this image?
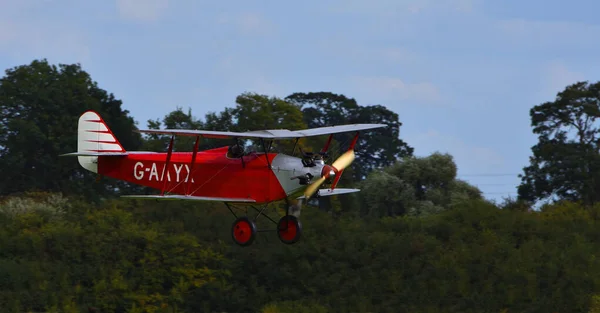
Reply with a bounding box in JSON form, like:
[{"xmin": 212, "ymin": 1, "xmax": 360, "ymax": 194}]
[
  {"xmin": 235, "ymin": 138, "xmax": 245, "ymax": 168},
  {"xmin": 186, "ymin": 136, "xmax": 200, "ymax": 195},
  {"xmin": 330, "ymin": 131, "xmax": 359, "ymax": 190},
  {"xmin": 320, "ymin": 134, "xmax": 333, "ymax": 155},
  {"xmin": 260, "ymin": 138, "xmax": 272, "ymax": 168},
  {"xmin": 291, "ymin": 138, "xmax": 299, "ymax": 156},
  {"xmin": 160, "ymin": 135, "xmax": 175, "ymax": 196}
]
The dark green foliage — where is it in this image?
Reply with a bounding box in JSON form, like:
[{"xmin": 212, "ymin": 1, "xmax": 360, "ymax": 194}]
[
  {"xmin": 142, "ymin": 107, "xmax": 206, "ymax": 153},
  {"xmin": 286, "ymin": 92, "xmax": 414, "ymax": 180},
  {"xmin": 4, "ymin": 193, "xmax": 600, "ymax": 312},
  {"xmin": 0, "ymin": 59, "xmax": 143, "ymax": 201},
  {"xmin": 141, "ymin": 93, "xmax": 307, "ymax": 157},
  {"xmin": 6, "ymin": 59, "xmax": 600, "ymax": 312},
  {"xmin": 286, "ymin": 92, "xmax": 414, "ymax": 212},
  {"xmin": 0, "ymin": 192, "xmax": 229, "ymax": 313},
  {"xmin": 359, "ymin": 152, "xmax": 483, "ymax": 218},
  {"xmin": 518, "ymin": 81, "xmax": 600, "ymax": 205}
]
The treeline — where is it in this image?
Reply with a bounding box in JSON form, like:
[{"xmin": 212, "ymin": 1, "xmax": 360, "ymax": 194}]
[
  {"xmin": 2, "ymin": 59, "xmax": 600, "ymax": 312},
  {"xmin": 3, "ymin": 192, "xmax": 600, "ymax": 312}
]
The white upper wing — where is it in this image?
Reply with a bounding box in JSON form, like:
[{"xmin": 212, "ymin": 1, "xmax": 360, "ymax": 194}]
[{"xmin": 136, "ymin": 123, "xmax": 387, "ymax": 139}]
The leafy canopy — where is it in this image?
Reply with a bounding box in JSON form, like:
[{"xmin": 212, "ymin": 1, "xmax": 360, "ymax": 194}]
[
  {"xmin": 518, "ymin": 81, "xmax": 600, "ymax": 205},
  {"xmin": 0, "ymin": 59, "xmax": 142, "ymax": 200}
]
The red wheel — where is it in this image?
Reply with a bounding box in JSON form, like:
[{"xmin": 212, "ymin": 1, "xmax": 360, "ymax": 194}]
[
  {"xmin": 231, "ymin": 216, "xmax": 257, "ymax": 246},
  {"xmin": 277, "ymin": 215, "xmax": 302, "ymax": 244}
]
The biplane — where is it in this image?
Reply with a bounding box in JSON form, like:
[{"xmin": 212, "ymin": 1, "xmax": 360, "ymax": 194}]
[{"xmin": 62, "ymin": 111, "xmax": 386, "ymax": 246}]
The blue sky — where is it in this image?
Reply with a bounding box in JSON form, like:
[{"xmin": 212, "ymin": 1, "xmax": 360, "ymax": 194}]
[{"xmin": 1, "ymin": 0, "xmax": 599, "ymax": 202}]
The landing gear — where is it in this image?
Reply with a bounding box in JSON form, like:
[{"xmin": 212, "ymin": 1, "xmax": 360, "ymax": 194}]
[
  {"xmin": 277, "ymin": 215, "xmax": 302, "ymax": 244},
  {"xmin": 225, "ymin": 201, "xmax": 302, "ymax": 246},
  {"xmin": 231, "ymin": 216, "xmax": 257, "ymax": 246},
  {"xmin": 225, "ymin": 137, "xmax": 304, "ymax": 247}
]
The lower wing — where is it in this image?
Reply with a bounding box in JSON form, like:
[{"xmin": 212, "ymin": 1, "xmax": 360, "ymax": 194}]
[{"xmin": 120, "ymin": 194, "xmax": 256, "ymax": 203}]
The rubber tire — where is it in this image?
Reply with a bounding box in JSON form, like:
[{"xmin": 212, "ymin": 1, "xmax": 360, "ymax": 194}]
[
  {"xmin": 277, "ymin": 215, "xmax": 302, "ymax": 244},
  {"xmin": 231, "ymin": 216, "xmax": 257, "ymax": 246}
]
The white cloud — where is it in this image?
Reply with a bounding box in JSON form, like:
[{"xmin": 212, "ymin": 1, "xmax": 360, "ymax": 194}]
[
  {"xmin": 351, "ymin": 76, "xmax": 440, "ymax": 104},
  {"xmin": 116, "ymin": 0, "xmax": 168, "ymax": 22},
  {"xmin": 245, "ymin": 75, "xmax": 284, "ymax": 96},
  {"xmin": 0, "ymin": 1, "xmax": 91, "ymax": 63},
  {"xmin": 330, "ymin": 0, "xmax": 476, "ymax": 15},
  {"xmin": 0, "ymin": 18, "xmax": 90, "ymax": 63},
  {"xmin": 318, "ymin": 39, "xmax": 420, "ymax": 66},
  {"xmin": 494, "ymin": 19, "xmax": 600, "ymax": 49},
  {"xmin": 0, "ymin": 20, "xmax": 17, "ymax": 45},
  {"xmin": 238, "ymin": 13, "xmax": 265, "ymax": 33},
  {"xmin": 406, "ymin": 129, "xmax": 505, "ymax": 173},
  {"xmin": 212, "ymin": 55, "xmax": 285, "ymax": 96},
  {"xmin": 538, "ymin": 61, "xmax": 585, "ymax": 99},
  {"xmin": 451, "ymin": 0, "xmax": 475, "ymax": 13},
  {"xmin": 379, "ymin": 47, "xmax": 418, "ymax": 64},
  {"xmin": 216, "ymin": 12, "xmax": 273, "ymax": 36},
  {"xmin": 328, "ymin": 0, "xmax": 413, "ymax": 15},
  {"xmin": 0, "ymin": 0, "xmax": 38, "ymax": 13}
]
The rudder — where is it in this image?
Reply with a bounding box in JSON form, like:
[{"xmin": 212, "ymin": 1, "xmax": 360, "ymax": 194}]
[{"xmin": 76, "ymin": 111, "xmax": 126, "ymax": 173}]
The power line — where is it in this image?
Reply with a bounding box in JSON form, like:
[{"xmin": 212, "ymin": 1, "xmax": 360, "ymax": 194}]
[{"xmin": 458, "ymin": 173, "xmax": 519, "ymax": 177}]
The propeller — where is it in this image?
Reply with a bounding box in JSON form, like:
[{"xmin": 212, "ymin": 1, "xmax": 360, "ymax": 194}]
[{"xmin": 303, "ymin": 149, "xmax": 355, "ymax": 199}]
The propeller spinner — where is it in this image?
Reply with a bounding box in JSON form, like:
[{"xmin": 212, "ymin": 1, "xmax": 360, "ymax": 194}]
[{"xmin": 303, "ymin": 149, "xmax": 355, "ymax": 199}]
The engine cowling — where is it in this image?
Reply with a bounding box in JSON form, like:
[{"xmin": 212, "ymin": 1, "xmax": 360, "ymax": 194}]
[
  {"xmin": 321, "ymin": 164, "xmax": 337, "ymax": 180},
  {"xmin": 304, "ymin": 149, "xmax": 355, "ymax": 199}
]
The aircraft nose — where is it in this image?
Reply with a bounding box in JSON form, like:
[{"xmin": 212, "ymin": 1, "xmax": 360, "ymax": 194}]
[{"xmin": 321, "ymin": 165, "xmax": 336, "ymax": 178}]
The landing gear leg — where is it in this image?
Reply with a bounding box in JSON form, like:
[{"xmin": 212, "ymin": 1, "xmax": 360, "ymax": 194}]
[
  {"xmin": 287, "ymin": 198, "xmax": 302, "ymax": 218},
  {"xmin": 225, "ymin": 202, "xmax": 277, "ymax": 246}
]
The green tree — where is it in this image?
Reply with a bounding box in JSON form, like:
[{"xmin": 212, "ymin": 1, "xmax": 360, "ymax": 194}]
[
  {"xmin": 286, "ymin": 92, "xmax": 414, "ymax": 213},
  {"xmin": 232, "ymin": 93, "xmax": 306, "ymax": 132},
  {"xmin": 285, "ymin": 92, "xmax": 414, "ymax": 181},
  {"xmin": 518, "ymin": 81, "xmax": 600, "ymax": 205},
  {"xmin": 228, "ymin": 92, "xmax": 307, "ymax": 153},
  {"xmin": 359, "ymin": 170, "xmax": 416, "ymax": 217},
  {"xmin": 203, "ymin": 107, "xmax": 236, "ymax": 131},
  {"xmin": 144, "ymin": 93, "xmax": 307, "ymax": 155},
  {"xmin": 0, "ymin": 59, "xmax": 143, "ymax": 200},
  {"xmin": 142, "ymin": 107, "xmax": 207, "ymax": 152},
  {"xmin": 0, "ymin": 193, "xmax": 228, "ymax": 313},
  {"xmin": 361, "ymin": 152, "xmax": 482, "ymax": 217},
  {"xmin": 261, "ymin": 300, "xmax": 329, "ymax": 313}
]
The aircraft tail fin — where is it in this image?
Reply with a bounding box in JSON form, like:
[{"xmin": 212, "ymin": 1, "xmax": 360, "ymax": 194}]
[{"xmin": 61, "ymin": 111, "xmax": 127, "ymax": 173}]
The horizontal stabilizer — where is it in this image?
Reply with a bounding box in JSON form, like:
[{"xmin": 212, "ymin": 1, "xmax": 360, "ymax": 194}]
[
  {"xmin": 120, "ymin": 194, "xmax": 256, "ymax": 203},
  {"xmin": 60, "ymin": 152, "xmax": 129, "ymax": 157},
  {"xmin": 296, "ymin": 188, "xmax": 360, "ymax": 199}
]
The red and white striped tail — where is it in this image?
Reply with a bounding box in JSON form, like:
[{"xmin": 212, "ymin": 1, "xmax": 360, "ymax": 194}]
[
  {"xmin": 78, "ymin": 111, "xmax": 125, "ymax": 153},
  {"xmin": 76, "ymin": 111, "xmax": 126, "ymax": 173}
]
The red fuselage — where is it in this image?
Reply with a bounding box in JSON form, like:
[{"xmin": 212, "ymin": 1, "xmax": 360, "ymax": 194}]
[{"xmin": 97, "ymin": 146, "xmax": 305, "ymax": 203}]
